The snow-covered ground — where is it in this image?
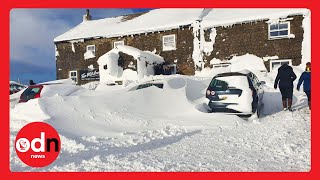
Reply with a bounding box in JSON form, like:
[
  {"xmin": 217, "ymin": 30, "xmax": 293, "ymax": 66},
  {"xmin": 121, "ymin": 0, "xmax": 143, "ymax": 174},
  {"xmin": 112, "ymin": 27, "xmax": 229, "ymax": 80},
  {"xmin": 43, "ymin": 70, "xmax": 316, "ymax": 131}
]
[{"xmin": 10, "ymin": 70, "xmax": 310, "ymax": 171}]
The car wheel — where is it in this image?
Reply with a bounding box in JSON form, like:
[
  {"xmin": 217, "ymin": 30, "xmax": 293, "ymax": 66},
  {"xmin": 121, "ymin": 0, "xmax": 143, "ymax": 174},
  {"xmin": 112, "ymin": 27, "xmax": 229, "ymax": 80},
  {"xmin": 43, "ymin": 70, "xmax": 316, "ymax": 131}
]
[{"xmin": 250, "ymin": 101, "xmax": 260, "ymax": 119}]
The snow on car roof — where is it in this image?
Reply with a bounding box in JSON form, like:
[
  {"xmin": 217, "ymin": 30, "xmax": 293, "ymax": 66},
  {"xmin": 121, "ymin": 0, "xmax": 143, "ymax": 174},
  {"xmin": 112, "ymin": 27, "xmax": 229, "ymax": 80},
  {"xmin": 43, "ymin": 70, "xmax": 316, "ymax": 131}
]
[{"xmin": 215, "ymin": 70, "xmax": 251, "ymax": 77}]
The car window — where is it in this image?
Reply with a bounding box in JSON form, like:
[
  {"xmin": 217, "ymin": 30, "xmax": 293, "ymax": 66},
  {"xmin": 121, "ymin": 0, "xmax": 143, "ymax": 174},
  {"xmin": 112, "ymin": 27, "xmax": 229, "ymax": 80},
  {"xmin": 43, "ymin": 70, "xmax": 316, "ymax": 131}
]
[
  {"xmin": 20, "ymin": 87, "xmax": 42, "ymax": 101},
  {"xmin": 137, "ymin": 84, "xmax": 152, "ymax": 90},
  {"xmin": 209, "ymin": 79, "xmax": 229, "ymax": 91},
  {"xmin": 136, "ymin": 83, "xmax": 164, "ymax": 90},
  {"xmin": 152, "ymin": 84, "xmax": 164, "ymax": 89},
  {"xmin": 31, "ymin": 88, "xmax": 41, "ymax": 93},
  {"xmin": 249, "ymin": 73, "xmax": 260, "ymax": 88}
]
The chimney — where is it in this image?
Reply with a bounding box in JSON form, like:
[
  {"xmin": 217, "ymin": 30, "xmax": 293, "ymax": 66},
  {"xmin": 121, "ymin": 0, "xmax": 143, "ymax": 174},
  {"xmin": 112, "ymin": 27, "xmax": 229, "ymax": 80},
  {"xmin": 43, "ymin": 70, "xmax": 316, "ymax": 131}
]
[{"xmin": 83, "ymin": 9, "xmax": 92, "ymax": 21}]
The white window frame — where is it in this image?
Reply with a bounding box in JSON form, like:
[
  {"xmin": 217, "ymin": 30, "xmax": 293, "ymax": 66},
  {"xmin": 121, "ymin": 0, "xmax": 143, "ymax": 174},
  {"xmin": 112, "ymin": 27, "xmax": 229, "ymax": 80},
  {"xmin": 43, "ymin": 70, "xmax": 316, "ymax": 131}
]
[
  {"xmin": 269, "ymin": 59, "xmax": 292, "ymax": 72},
  {"xmin": 268, "ymin": 21, "xmax": 290, "ymax": 40},
  {"xmin": 113, "ymin": 41, "xmax": 124, "ymax": 48},
  {"xmin": 212, "ymin": 63, "xmax": 231, "ymax": 69},
  {"xmin": 69, "ymin": 70, "xmax": 78, "ymax": 84},
  {"xmin": 162, "ymin": 34, "xmax": 176, "ymax": 51},
  {"xmin": 86, "ymin": 45, "xmax": 96, "ymax": 55}
]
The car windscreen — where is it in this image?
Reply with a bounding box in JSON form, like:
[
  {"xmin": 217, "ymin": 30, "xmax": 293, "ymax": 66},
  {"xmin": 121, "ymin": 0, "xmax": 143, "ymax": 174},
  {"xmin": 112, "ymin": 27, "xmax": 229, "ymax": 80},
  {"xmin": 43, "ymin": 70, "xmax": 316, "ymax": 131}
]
[
  {"xmin": 20, "ymin": 87, "xmax": 41, "ymax": 101},
  {"xmin": 209, "ymin": 79, "xmax": 229, "ymax": 91},
  {"xmin": 136, "ymin": 83, "xmax": 164, "ymax": 90}
]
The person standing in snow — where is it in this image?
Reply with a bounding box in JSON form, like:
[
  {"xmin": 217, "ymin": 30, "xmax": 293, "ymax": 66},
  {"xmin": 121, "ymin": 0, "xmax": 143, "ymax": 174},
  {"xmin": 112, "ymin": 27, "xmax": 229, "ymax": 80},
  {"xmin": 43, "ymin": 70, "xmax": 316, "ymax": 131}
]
[
  {"xmin": 297, "ymin": 62, "xmax": 311, "ymax": 110},
  {"xmin": 274, "ymin": 63, "xmax": 297, "ymax": 111},
  {"xmin": 29, "ymin": 80, "xmax": 36, "ymax": 85}
]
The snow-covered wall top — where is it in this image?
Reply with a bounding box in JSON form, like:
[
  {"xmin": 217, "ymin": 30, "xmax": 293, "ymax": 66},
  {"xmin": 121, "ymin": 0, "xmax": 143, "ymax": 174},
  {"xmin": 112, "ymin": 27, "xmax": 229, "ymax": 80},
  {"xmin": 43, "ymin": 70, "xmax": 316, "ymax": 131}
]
[
  {"xmin": 54, "ymin": 8, "xmax": 308, "ymax": 42},
  {"xmin": 200, "ymin": 8, "xmax": 309, "ymax": 29}
]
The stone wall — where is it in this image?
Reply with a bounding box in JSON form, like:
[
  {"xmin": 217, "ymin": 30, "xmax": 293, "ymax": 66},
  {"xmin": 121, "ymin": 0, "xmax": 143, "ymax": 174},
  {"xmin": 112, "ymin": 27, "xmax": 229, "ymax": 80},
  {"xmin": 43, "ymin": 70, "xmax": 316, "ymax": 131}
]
[
  {"xmin": 56, "ymin": 28, "xmax": 195, "ymax": 84},
  {"xmin": 203, "ymin": 15, "xmax": 304, "ymax": 70},
  {"xmin": 56, "ymin": 15, "xmax": 304, "ymax": 84}
]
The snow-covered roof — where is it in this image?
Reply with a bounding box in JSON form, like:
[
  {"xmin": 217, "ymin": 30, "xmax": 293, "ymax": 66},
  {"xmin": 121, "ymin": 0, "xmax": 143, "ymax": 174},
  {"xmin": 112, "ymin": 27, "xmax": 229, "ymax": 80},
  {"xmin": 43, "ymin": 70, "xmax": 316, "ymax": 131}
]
[
  {"xmin": 201, "ymin": 8, "xmax": 309, "ymax": 28},
  {"xmin": 10, "ymin": 81, "xmax": 25, "ymax": 86},
  {"xmin": 54, "ymin": 8, "xmax": 309, "ymax": 42}
]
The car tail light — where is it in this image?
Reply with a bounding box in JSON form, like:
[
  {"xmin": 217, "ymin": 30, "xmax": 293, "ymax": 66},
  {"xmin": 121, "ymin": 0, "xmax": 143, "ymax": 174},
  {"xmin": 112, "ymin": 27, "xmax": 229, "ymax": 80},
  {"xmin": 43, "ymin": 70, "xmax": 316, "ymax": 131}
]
[{"xmin": 34, "ymin": 93, "xmax": 41, "ymax": 99}]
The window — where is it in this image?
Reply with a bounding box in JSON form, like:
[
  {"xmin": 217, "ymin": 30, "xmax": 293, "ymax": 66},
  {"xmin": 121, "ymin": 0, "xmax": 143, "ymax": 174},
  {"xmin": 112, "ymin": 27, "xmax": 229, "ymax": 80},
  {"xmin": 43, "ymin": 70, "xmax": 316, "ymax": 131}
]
[
  {"xmin": 69, "ymin": 71, "xmax": 78, "ymax": 83},
  {"xmin": 268, "ymin": 22, "xmax": 290, "ymax": 39},
  {"xmin": 213, "ymin": 63, "xmax": 231, "ymax": 68},
  {"xmin": 162, "ymin": 34, "xmax": 176, "ymax": 51},
  {"xmin": 163, "ymin": 64, "xmax": 176, "ymax": 75},
  {"xmin": 86, "ymin": 45, "xmax": 95, "ymax": 55},
  {"xmin": 269, "ymin": 59, "xmax": 292, "ymax": 71},
  {"xmin": 209, "ymin": 79, "xmax": 229, "ymax": 91},
  {"xmin": 114, "ymin": 41, "xmax": 124, "ymax": 48}
]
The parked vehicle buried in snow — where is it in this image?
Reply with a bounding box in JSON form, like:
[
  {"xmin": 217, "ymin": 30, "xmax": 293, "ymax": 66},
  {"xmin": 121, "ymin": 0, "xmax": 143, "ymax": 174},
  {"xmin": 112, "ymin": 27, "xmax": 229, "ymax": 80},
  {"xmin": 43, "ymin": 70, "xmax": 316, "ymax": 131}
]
[
  {"xmin": 206, "ymin": 70, "xmax": 265, "ymax": 118},
  {"xmin": 129, "ymin": 81, "xmax": 164, "ymax": 91},
  {"xmin": 18, "ymin": 81, "xmax": 82, "ymax": 103},
  {"xmin": 19, "ymin": 85, "xmax": 43, "ymax": 102},
  {"xmin": 10, "ymin": 81, "xmax": 26, "ymax": 95}
]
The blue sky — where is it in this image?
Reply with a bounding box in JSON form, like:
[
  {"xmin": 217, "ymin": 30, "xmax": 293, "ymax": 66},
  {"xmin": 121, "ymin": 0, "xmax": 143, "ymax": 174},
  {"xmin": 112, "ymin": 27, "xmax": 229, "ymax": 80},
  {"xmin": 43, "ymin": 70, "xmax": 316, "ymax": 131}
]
[{"xmin": 10, "ymin": 8, "xmax": 152, "ymax": 85}]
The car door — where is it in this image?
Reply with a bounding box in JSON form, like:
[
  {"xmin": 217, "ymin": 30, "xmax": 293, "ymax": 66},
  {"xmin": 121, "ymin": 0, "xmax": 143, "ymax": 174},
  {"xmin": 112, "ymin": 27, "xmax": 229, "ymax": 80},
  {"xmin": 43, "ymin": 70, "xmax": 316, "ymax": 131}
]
[{"xmin": 251, "ymin": 73, "xmax": 264, "ymax": 101}]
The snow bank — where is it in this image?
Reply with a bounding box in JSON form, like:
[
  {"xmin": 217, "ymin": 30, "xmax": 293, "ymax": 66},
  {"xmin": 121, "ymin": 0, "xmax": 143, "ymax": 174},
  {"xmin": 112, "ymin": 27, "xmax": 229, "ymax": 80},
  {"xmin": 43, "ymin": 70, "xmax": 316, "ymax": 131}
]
[
  {"xmin": 11, "ymin": 99, "xmax": 50, "ymax": 123},
  {"xmin": 196, "ymin": 54, "xmax": 267, "ymax": 78},
  {"xmin": 40, "ymin": 84, "xmax": 83, "ymax": 97},
  {"xmin": 84, "ymin": 50, "xmax": 95, "ymax": 60},
  {"xmin": 10, "ymin": 88, "xmax": 26, "ymax": 109},
  {"xmin": 81, "ymin": 81, "xmax": 99, "ymax": 90},
  {"xmin": 229, "ymin": 54, "xmax": 267, "ymax": 72},
  {"xmin": 10, "ymin": 74, "xmax": 310, "ymax": 172},
  {"xmin": 11, "ymin": 76, "xmax": 241, "ymax": 138}
]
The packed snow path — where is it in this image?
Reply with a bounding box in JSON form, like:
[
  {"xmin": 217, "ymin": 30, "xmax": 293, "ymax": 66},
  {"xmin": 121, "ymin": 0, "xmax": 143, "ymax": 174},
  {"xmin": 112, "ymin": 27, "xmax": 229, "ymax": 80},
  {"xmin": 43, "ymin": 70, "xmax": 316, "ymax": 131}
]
[{"xmin": 10, "ymin": 108, "xmax": 310, "ymax": 171}]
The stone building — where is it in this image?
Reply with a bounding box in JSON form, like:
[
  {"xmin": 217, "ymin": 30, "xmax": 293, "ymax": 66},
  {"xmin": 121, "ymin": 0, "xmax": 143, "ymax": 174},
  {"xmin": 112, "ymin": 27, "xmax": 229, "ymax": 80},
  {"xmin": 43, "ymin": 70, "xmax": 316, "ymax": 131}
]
[{"xmin": 54, "ymin": 8, "xmax": 310, "ymax": 85}]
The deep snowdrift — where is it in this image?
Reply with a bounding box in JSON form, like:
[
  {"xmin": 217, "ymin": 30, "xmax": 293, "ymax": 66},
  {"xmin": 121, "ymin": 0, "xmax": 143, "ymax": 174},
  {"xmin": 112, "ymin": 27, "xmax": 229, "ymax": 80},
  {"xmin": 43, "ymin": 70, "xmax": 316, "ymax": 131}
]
[{"xmin": 10, "ymin": 73, "xmax": 310, "ymax": 172}]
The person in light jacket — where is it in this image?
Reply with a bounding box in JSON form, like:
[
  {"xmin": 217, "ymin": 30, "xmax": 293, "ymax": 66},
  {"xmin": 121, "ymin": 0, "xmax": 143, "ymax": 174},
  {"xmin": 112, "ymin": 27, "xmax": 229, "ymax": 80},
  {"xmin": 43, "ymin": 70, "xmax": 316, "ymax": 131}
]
[{"xmin": 297, "ymin": 62, "xmax": 311, "ymax": 110}]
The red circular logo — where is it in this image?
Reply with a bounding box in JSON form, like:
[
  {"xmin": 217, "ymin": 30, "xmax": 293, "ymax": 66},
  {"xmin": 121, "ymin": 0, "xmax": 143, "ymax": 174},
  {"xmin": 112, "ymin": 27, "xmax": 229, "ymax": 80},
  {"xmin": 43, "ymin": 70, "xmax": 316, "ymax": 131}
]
[{"xmin": 15, "ymin": 122, "xmax": 61, "ymax": 167}]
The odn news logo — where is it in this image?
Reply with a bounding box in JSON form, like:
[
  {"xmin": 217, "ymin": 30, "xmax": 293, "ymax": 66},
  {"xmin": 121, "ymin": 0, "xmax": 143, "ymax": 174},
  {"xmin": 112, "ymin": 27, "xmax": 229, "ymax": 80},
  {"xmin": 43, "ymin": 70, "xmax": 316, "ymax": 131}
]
[{"xmin": 15, "ymin": 122, "xmax": 61, "ymax": 167}]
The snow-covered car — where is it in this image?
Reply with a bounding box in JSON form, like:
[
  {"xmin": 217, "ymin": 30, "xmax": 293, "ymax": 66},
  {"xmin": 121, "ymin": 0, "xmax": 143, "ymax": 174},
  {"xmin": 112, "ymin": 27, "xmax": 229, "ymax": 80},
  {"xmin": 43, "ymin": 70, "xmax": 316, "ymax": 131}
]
[
  {"xmin": 206, "ymin": 70, "xmax": 265, "ymax": 118},
  {"xmin": 129, "ymin": 82, "xmax": 164, "ymax": 91},
  {"xmin": 10, "ymin": 81, "xmax": 26, "ymax": 95},
  {"xmin": 18, "ymin": 82, "xmax": 82, "ymax": 103}
]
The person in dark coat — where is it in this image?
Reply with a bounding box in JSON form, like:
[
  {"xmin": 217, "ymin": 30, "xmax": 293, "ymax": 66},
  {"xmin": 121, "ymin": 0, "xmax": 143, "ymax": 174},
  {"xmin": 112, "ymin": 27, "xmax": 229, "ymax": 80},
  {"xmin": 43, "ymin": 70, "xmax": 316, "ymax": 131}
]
[
  {"xmin": 29, "ymin": 80, "xmax": 36, "ymax": 85},
  {"xmin": 297, "ymin": 62, "xmax": 311, "ymax": 110},
  {"xmin": 274, "ymin": 63, "xmax": 297, "ymax": 111}
]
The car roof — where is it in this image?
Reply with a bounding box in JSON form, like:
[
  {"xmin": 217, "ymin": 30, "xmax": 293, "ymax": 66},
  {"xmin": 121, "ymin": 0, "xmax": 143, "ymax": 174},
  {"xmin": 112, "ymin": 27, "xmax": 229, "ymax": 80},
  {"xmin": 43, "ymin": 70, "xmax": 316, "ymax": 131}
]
[
  {"xmin": 139, "ymin": 79, "xmax": 164, "ymax": 84},
  {"xmin": 214, "ymin": 72, "xmax": 249, "ymax": 78},
  {"xmin": 27, "ymin": 83, "xmax": 64, "ymax": 87}
]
